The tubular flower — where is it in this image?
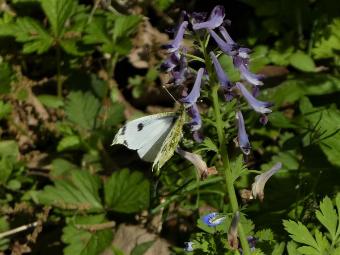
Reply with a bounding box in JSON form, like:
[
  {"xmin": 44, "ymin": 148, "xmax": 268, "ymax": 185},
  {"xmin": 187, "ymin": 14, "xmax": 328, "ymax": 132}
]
[
  {"xmin": 236, "ymin": 111, "xmax": 251, "ymax": 155},
  {"xmin": 209, "ymin": 29, "xmax": 236, "ymax": 55},
  {"xmin": 176, "ymin": 147, "xmax": 217, "ymax": 179},
  {"xmin": 252, "ymin": 162, "xmax": 282, "ymax": 201},
  {"xmin": 193, "ymin": 5, "xmax": 225, "ymax": 30},
  {"xmin": 235, "ymin": 82, "xmax": 272, "ymax": 114},
  {"xmin": 160, "ymin": 52, "xmax": 180, "ymax": 72},
  {"xmin": 209, "ymin": 51, "xmax": 232, "ymax": 90},
  {"xmin": 169, "ymin": 52, "xmax": 188, "ymax": 86},
  {"xmin": 180, "ymin": 68, "xmax": 204, "ymax": 107},
  {"xmin": 163, "ymin": 21, "xmax": 188, "ymax": 53},
  {"xmin": 219, "ymin": 26, "xmax": 236, "ymax": 45},
  {"xmin": 227, "ymin": 211, "xmax": 240, "ymax": 250},
  {"xmin": 186, "ymin": 103, "xmax": 202, "ymax": 132},
  {"xmin": 202, "ymin": 212, "xmax": 226, "ymax": 227}
]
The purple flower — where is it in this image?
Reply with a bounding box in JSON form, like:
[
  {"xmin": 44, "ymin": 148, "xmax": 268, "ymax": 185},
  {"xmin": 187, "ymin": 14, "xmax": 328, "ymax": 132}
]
[
  {"xmin": 209, "ymin": 51, "xmax": 232, "ymax": 90},
  {"xmin": 233, "ymin": 53, "xmax": 263, "ymax": 86},
  {"xmin": 236, "ymin": 82, "xmax": 272, "ymax": 114},
  {"xmin": 202, "ymin": 212, "xmax": 226, "ymax": 227},
  {"xmin": 180, "ymin": 68, "xmax": 204, "ymax": 107},
  {"xmin": 161, "ymin": 52, "xmax": 180, "ymax": 72},
  {"xmin": 227, "ymin": 211, "xmax": 240, "ymax": 250},
  {"xmin": 193, "ymin": 5, "xmax": 225, "ymax": 30},
  {"xmin": 247, "ymin": 236, "xmax": 257, "ymax": 251},
  {"xmin": 169, "ymin": 53, "xmax": 188, "ymax": 86},
  {"xmin": 163, "ymin": 21, "xmax": 188, "ymax": 53},
  {"xmin": 209, "ymin": 29, "xmax": 236, "ymax": 55},
  {"xmin": 236, "ymin": 111, "xmax": 251, "ymax": 155},
  {"xmin": 252, "ymin": 162, "xmax": 282, "ymax": 201},
  {"xmin": 219, "ymin": 26, "xmax": 236, "ymax": 45},
  {"xmin": 186, "ymin": 104, "xmax": 202, "ymax": 131}
]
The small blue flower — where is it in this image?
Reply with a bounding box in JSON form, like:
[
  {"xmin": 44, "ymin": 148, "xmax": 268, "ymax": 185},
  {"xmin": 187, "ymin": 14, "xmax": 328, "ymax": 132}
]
[
  {"xmin": 202, "ymin": 212, "xmax": 226, "ymax": 227},
  {"xmin": 233, "ymin": 55, "xmax": 263, "ymax": 86},
  {"xmin": 209, "ymin": 29, "xmax": 236, "ymax": 55},
  {"xmin": 236, "ymin": 111, "xmax": 251, "ymax": 155},
  {"xmin": 169, "ymin": 53, "xmax": 188, "ymax": 86},
  {"xmin": 184, "ymin": 241, "xmax": 194, "ymax": 252},
  {"xmin": 161, "ymin": 52, "xmax": 180, "ymax": 72},
  {"xmin": 180, "ymin": 68, "xmax": 204, "ymax": 107},
  {"xmin": 236, "ymin": 82, "xmax": 272, "ymax": 114},
  {"xmin": 163, "ymin": 21, "xmax": 188, "ymax": 53},
  {"xmin": 193, "ymin": 5, "xmax": 225, "ymax": 30}
]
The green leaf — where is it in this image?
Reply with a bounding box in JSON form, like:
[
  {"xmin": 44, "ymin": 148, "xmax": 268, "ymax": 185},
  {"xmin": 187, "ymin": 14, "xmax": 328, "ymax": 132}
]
[
  {"xmin": 153, "ymin": 0, "xmax": 174, "ymax": 11},
  {"xmin": 0, "ymin": 140, "xmax": 19, "ymax": 158},
  {"xmin": 37, "ymin": 94, "xmax": 64, "ymax": 108},
  {"xmin": 57, "ymin": 135, "xmax": 82, "ymax": 152},
  {"xmin": 65, "ymin": 91, "xmax": 101, "ymax": 130},
  {"xmin": 0, "ymin": 101, "xmax": 11, "ymax": 120},
  {"xmin": 272, "ymin": 242, "xmax": 285, "ymax": 255},
  {"xmin": 289, "ymin": 52, "xmax": 315, "ymax": 72},
  {"xmin": 38, "ymin": 170, "xmax": 103, "ymax": 212},
  {"xmin": 104, "ymin": 169, "xmax": 150, "ymax": 213},
  {"xmin": 231, "ymin": 155, "xmax": 248, "ymax": 183},
  {"xmin": 0, "ymin": 63, "xmax": 13, "ymax": 94},
  {"xmin": 11, "ymin": 17, "xmax": 53, "ymax": 54},
  {"xmin": 83, "ymin": 16, "xmax": 112, "ymax": 52},
  {"xmin": 296, "ymin": 246, "xmax": 320, "ymax": 255},
  {"xmin": 62, "ymin": 214, "xmax": 113, "ymax": 255},
  {"xmin": 130, "ymin": 240, "xmax": 155, "ymax": 255},
  {"xmin": 255, "ymin": 229, "xmax": 274, "ymax": 242},
  {"xmin": 316, "ymin": 196, "xmax": 338, "ymax": 241},
  {"xmin": 283, "ymin": 220, "xmax": 319, "ymax": 251},
  {"xmin": 287, "ymin": 241, "xmax": 302, "ymax": 255},
  {"xmin": 40, "ymin": 0, "xmax": 76, "ymax": 37},
  {"xmin": 51, "ymin": 158, "xmax": 78, "ymax": 177},
  {"xmin": 113, "ymin": 15, "xmax": 141, "ymax": 40}
]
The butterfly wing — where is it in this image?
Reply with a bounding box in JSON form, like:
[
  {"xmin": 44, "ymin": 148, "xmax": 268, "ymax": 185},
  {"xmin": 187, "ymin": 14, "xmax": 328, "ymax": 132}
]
[{"xmin": 112, "ymin": 112, "xmax": 177, "ymax": 162}]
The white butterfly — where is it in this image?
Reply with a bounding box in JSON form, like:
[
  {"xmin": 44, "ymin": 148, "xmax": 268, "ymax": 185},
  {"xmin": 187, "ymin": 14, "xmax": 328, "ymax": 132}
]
[{"xmin": 112, "ymin": 110, "xmax": 186, "ymax": 172}]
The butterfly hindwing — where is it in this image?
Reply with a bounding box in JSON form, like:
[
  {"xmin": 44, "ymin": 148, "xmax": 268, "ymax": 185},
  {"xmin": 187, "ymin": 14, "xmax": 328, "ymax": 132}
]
[{"xmin": 112, "ymin": 112, "xmax": 177, "ymax": 162}]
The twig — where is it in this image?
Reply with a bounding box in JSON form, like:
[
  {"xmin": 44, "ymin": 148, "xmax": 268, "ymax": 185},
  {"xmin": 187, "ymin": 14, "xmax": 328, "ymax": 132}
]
[{"xmin": 0, "ymin": 222, "xmax": 38, "ymax": 239}]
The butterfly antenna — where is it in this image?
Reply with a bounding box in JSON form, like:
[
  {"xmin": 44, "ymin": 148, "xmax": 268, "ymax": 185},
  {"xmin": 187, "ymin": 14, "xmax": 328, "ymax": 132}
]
[{"xmin": 162, "ymin": 85, "xmax": 179, "ymax": 104}]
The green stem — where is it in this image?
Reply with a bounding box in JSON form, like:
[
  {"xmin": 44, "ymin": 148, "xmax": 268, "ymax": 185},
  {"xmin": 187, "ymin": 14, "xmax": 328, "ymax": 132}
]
[
  {"xmin": 211, "ymin": 85, "xmax": 252, "ymax": 255},
  {"xmin": 56, "ymin": 45, "xmax": 62, "ymax": 98}
]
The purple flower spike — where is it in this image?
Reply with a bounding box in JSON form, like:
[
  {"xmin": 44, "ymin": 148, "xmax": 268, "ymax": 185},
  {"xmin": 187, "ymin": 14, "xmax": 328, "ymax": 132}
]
[
  {"xmin": 164, "ymin": 21, "xmax": 188, "ymax": 53},
  {"xmin": 193, "ymin": 5, "xmax": 225, "ymax": 30},
  {"xmin": 236, "ymin": 82, "xmax": 272, "ymax": 114},
  {"xmin": 186, "ymin": 104, "xmax": 202, "ymax": 131},
  {"xmin": 236, "ymin": 111, "xmax": 251, "ymax": 155},
  {"xmin": 180, "ymin": 68, "xmax": 204, "ymax": 107},
  {"xmin": 209, "ymin": 29, "xmax": 236, "ymax": 56},
  {"xmin": 202, "ymin": 212, "xmax": 226, "ymax": 227},
  {"xmin": 209, "ymin": 51, "xmax": 232, "ymax": 90}
]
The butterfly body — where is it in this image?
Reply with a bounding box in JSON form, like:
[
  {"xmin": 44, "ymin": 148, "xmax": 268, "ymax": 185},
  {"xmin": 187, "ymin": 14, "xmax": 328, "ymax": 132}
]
[{"xmin": 112, "ymin": 110, "xmax": 185, "ymax": 172}]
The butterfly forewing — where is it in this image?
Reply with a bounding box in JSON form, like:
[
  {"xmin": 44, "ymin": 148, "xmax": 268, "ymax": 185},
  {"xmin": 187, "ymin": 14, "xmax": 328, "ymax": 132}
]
[{"xmin": 112, "ymin": 112, "xmax": 177, "ymax": 162}]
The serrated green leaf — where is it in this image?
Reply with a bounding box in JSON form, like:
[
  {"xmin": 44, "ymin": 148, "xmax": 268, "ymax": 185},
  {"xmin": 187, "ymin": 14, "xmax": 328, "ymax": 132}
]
[
  {"xmin": 62, "ymin": 215, "xmax": 113, "ymax": 255},
  {"xmin": 65, "ymin": 91, "xmax": 101, "ymax": 130},
  {"xmin": 297, "ymin": 246, "xmax": 320, "ymax": 255},
  {"xmin": 11, "ymin": 17, "xmax": 53, "ymax": 54},
  {"xmin": 38, "ymin": 170, "xmax": 103, "ymax": 212},
  {"xmin": 41, "ymin": 0, "xmax": 76, "ymax": 37},
  {"xmin": 104, "ymin": 169, "xmax": 150, "ymax": 213},
  {"xmin": 289, "ymin": 52, "xmax": 315, "ymax": 72},
  {"xmin": 231, "ymin": 155, "xmax": 248, "ymax": 183},
  {"xmin": 316, "ymin": 196, "xmax": 338, "ymax": 241},
  {"xmin": 287, "ymin": 241, "xmax": 302, "ymax": 255},
  {"xmin": 255, "ymin": 229, "xmax": 274, "ymax": 242},
  {"xmin": 130, "ymin": 240, "xmax": 155, "ymax": 255},
  {"xmin": 314, "ymin": 229, "xmax": 330, "ymax": 253},
  {"xmin": 57, "ymin": 135, "xmax": 82, "ymax": 152},
  {"xmin": 283, "ymin": 220, "xmax": 319, "ymax": 251},
  {"xmin": 113, "ymin": 15, "xmax": 141, "ymax": 40}
]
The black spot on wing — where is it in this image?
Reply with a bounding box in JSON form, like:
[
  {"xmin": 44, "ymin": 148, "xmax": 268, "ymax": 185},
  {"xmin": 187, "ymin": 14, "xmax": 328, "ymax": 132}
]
[
  {"xmin": 121, "ymin": 125, "xmax": 127, "ymax": 135},
  {"xmin": 123, "ymin": 140, "xmax": 128, "ymax": 146},
  {"xmin": 137, "ymin": 123, "xmax": 144, "ymax": 131}
]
